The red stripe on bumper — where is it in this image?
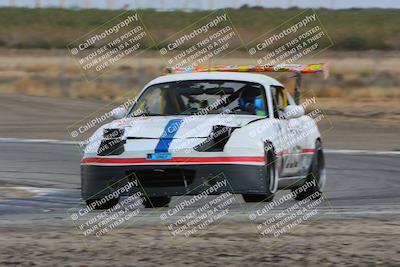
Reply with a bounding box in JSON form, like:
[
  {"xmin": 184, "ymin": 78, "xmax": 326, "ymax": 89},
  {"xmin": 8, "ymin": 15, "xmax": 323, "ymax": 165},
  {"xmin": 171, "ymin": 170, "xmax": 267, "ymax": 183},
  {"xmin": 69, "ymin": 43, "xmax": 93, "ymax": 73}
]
[
  {"xmin": 301, "ymin": 148, "xmax": 316, "ymax": 153},
  {"xmin": 81, "ymin": 156, "xmax": 265, "ymax": 165},
  {"xmin": 276, "ymin": 148, "xmax": 315, "ymax": 156}
]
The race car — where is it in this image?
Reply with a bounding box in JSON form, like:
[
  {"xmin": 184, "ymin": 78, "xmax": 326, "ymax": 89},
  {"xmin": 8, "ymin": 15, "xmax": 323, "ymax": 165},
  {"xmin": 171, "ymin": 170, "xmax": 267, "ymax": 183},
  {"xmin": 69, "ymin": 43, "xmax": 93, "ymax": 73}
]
[{"xmin": 81, "ymin": 64, "xmax": 327, "ymax": 209}]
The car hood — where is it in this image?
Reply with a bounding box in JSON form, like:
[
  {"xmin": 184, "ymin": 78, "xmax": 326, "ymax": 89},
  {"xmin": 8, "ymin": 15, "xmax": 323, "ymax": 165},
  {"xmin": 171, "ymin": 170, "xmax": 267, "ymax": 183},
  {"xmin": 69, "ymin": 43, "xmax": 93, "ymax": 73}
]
[{"xmin": 104, "ymin": 115, "xmax": 263, "ymax": 138}]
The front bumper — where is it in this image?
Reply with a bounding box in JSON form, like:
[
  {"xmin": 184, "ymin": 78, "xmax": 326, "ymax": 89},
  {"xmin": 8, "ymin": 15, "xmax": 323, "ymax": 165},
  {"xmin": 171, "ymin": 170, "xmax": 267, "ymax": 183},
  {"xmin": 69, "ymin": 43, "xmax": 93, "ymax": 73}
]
[{"xmin": 81, "ymin": 163, "xmax": 267, "ymax": 200}]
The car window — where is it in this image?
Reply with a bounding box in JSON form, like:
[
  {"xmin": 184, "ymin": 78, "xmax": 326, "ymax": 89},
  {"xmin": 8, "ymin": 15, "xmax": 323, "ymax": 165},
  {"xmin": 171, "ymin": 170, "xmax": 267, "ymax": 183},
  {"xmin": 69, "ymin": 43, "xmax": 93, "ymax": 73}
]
[
  {"xmin": 286, "ymin": 91, "xmax": 295, "ymax": 105},
  {"xmin": 270, "ymin": 86, "xmax": 289, "ymax": 118},
  {"xmin": 129, "ymin": 80, "xmax": 269, "ymax": 117},
  {"xmin": 136, "ymin": 87, "xmax": 162, "ymax": 114}
]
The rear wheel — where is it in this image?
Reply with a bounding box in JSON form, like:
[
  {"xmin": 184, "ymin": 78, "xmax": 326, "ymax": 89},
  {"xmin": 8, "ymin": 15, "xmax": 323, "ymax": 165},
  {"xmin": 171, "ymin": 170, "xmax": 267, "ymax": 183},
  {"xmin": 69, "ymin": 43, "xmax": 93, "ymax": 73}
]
[
  {"xmin": 143, "ymin": 196, "xmax": 171, "ymax": 208},
  {"xmin": 85, "ymin": 197, "xmax": 120, "ymax": 210},
  {"xmin": 243, "ymin": 142, "xmax": 278, "ymax": 203},
  {"xmin": 293, "ymin": 140, "xmax": 326, "ymax": 201}
]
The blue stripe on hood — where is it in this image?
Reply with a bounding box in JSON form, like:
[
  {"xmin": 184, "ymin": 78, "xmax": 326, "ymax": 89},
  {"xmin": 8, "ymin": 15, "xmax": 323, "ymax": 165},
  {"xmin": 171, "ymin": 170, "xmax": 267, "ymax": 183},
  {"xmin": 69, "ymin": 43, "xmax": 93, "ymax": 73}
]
[{"xmin": 155, "ymin": 119, "xmax": 183, "ymax": 153}]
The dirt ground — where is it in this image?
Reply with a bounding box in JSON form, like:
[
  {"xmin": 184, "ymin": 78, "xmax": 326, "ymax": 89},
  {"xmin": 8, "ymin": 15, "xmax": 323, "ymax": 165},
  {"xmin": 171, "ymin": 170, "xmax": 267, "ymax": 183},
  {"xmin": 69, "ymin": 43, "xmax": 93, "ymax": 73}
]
[
  {"xmin": 0, "ymin": 216, "xmax": 399, "ymax": 266},
  {"xmin": 314, "ymin": 98, "xmax": 400, "ymax": 150}
]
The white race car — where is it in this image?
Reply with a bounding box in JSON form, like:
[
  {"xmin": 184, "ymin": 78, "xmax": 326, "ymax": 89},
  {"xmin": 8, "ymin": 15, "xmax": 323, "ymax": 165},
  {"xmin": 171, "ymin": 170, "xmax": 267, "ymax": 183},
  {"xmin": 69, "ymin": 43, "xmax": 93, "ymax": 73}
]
[{"xmin": 81, "ymin": 64, "xmax": 327, "ymax": 209}]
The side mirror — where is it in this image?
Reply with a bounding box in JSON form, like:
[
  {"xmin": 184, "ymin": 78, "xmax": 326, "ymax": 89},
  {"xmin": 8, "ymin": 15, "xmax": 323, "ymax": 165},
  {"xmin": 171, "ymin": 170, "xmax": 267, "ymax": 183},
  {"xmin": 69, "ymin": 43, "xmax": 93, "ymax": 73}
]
[
  {"xmin": 111, "ymin": 107, "xmax": 127, "ymax": 120},
  {"xmin": 283, "ymin": 105, "xmax": 305, "ymax": 119}
]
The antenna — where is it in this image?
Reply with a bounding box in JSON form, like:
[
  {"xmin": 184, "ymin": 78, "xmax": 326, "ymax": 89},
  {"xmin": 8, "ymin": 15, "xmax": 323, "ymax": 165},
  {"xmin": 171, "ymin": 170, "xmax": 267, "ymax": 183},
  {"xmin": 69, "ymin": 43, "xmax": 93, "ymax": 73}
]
[{"xmin": 293, "ymin": 73, "xmax": 302, "ymax": 105}]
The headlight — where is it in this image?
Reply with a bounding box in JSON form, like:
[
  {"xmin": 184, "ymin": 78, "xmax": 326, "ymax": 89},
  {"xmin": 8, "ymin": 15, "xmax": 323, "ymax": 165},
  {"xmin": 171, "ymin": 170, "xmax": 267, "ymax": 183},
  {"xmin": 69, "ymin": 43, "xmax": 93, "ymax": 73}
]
[{"xmin": 97, "ymin": 128, "xmax": 125, "ymax": 156}]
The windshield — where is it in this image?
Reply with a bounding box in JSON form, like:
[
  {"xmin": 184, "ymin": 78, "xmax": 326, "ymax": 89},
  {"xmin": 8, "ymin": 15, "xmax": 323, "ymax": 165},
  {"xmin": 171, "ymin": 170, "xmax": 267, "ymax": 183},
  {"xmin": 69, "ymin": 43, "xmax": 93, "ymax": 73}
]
[{"xmin": 128, "ymin": 80, "xmax": 268, "ymax": 117}]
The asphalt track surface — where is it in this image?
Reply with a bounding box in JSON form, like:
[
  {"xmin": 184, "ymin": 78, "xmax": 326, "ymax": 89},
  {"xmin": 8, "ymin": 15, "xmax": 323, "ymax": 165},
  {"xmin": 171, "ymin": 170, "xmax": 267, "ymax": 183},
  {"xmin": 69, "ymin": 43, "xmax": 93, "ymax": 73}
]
[{"xmin": 0, "ymin": 142, "xmax": 399, "ymax": 227}]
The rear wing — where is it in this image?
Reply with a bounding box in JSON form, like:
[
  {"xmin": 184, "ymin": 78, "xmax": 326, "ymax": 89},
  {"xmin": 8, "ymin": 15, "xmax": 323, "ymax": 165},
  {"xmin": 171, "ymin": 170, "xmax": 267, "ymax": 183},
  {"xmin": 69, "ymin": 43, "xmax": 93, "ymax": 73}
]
[
  {"xmin": 164, "ymin": 63, "xmax": 329, "ymax": 105},
  {"xmin": 164, "ymin": 63, "xmax": 329, "ymax": 78}
]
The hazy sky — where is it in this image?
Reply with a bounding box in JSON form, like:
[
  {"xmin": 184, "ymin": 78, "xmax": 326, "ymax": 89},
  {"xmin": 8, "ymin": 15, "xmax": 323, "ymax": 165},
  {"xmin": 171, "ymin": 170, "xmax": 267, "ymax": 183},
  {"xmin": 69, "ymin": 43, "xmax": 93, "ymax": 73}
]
[{"xmin": 2, "ymin": 0, "xmax": 400, "ymax": 9}]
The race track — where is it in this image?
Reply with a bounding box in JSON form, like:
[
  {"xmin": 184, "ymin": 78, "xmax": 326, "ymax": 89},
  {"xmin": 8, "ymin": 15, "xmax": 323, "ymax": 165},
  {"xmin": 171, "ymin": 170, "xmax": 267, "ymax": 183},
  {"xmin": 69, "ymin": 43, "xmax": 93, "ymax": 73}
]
[{"xmin": 0, "ymin": 142, "xmax": 400, "ymax": 226}]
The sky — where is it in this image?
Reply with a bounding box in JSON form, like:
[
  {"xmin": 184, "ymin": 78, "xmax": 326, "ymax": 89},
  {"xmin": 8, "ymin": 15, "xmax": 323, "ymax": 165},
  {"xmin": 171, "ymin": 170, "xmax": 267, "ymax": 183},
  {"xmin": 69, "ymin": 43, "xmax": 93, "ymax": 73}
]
[{"xmin": 1, "ymin": 0, "xmax": 400, "ymax": 10}]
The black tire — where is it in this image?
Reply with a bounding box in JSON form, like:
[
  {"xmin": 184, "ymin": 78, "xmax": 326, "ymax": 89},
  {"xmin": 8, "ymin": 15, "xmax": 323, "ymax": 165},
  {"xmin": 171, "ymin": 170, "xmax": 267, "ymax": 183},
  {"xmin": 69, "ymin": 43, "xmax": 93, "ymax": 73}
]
[
  {"xmin": 293, "ymin": 140, "xmax": 326, "ymax": 201},
  {"xmin": 85, "ymin": 197, "xmax": 120, "ymax": 210},
  {"xmin": 242, "ymin": 142, "xmax": 278, "ymax": 203},
  {"xmin": 143, "ymin": 196, "xmax": 171, "ymax": 208},
  {"xmin": 242, "ymin": 194, "xmax": 273, "ymax": 203}
]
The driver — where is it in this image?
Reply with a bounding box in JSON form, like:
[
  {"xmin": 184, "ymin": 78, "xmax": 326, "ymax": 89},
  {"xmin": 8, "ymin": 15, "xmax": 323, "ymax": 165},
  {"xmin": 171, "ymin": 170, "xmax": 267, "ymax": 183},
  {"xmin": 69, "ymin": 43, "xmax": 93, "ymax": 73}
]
[{"xmin": 238, "ymin": 86, "xmax": 266, "ymax": 116}]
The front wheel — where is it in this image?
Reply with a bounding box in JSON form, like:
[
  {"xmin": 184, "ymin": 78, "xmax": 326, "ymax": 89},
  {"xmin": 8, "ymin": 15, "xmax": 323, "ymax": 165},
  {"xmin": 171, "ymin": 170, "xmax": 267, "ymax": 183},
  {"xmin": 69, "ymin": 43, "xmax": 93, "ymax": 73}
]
[
  {"xmin": 243, "ymin": 142, "xmax": 278, "ymax": 203},
  {"xmin": 293, "ymin": 140, "xmax": 326, "ymax": 201},
  {"xmin": 242, "ymin": 194, "xmax": 273, "ymax": 203},
  {"xmin": 85, "ymin": 197, "xmax": 120, "ymax": 210}
]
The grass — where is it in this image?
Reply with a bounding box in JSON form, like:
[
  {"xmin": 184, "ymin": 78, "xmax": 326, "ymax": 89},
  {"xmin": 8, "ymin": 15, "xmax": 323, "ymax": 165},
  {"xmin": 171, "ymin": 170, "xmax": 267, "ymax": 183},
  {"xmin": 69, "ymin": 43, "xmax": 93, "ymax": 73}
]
[
  {"xmin": 4, "ymin": 68, "xmax": 398, "ymax": 101},
  {"xmin": 0, "ymin": 48, "xmax": 398, "ymax": 102},
  {"xmin": 0, "ymin": 7, "xmax": 399, "ymax": 50}
]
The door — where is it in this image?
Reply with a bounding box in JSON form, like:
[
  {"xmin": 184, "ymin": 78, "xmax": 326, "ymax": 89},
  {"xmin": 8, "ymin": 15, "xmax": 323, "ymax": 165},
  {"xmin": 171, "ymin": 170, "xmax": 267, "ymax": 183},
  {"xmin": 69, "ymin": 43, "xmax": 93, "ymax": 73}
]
[{"xmin": 270, "ymin": 86, "xmax": 303, "ymax": 177}]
